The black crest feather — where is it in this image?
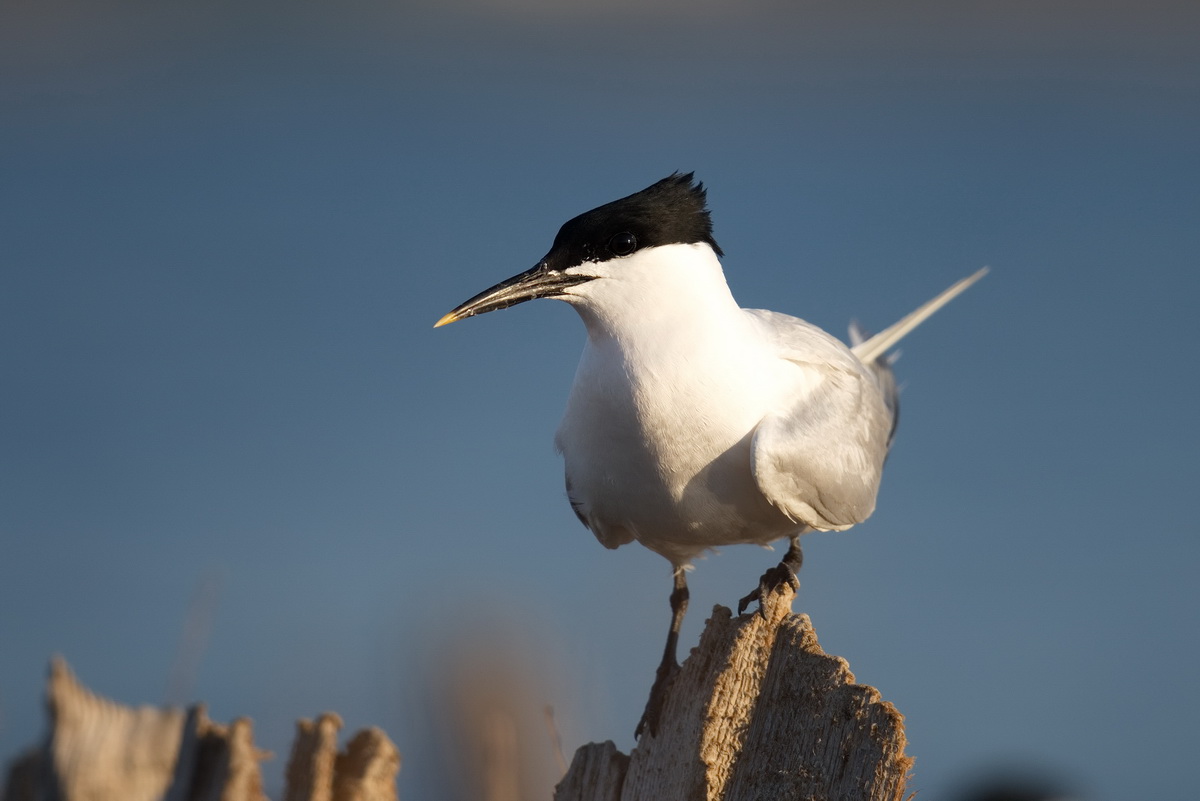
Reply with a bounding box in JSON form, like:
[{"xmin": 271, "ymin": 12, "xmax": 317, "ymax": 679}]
[{"xmin": 542, "ymin": 173, "xmax": 723, "ymax": 271}]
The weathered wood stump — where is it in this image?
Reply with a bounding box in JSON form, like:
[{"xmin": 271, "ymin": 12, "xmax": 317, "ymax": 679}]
[
  {"xmin": 2, "ymin": 659, "xmax": 400, "ymax": 801},
  {"xmin": 4, "ymin": 582, "xmax": 907, "ymax": 801},
  {"xmin": 554, "ymin": 582, "xmax": 912, "ymax": 801}
]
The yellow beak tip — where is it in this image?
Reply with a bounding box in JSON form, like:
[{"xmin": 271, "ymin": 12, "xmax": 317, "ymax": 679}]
[{"xmin": 433, "ymin": 313, "xmax": 459, "ymax": 329}]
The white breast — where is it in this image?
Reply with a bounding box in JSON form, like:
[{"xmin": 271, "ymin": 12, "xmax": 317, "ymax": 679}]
[{"xmin": 553, "ymin": 245, "xmax": 816, "ymax": 564}]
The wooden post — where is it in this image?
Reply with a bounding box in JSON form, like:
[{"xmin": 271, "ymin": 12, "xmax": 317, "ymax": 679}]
[
  {"xmin": 162, "ymin": 705, "xmax": 270, "ymax": 801},
  {"xmin": 2, "ymin": 660, "xmax": 400, "ymax": 801},
  {"xmin": 4, "ymin": 583, "xmax": 906, "ymax": 801},
  {"xmin": 282, "ymin": 714, "xmax": 401, "ymax": 801},
  {"xmin": 36, "ymin": 658, "xmax": 185, "ymax": 801},
  {"xmin": 554, "ymin": 582, "xmax": 912, "ymax": 801}
]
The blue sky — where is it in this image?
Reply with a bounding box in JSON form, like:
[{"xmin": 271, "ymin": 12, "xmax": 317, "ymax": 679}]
[{"xmin": 3, "ymin": 2, "xmax": 1198, "ymax": 799}]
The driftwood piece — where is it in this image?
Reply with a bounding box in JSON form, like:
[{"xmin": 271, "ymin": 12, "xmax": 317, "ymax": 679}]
[
  {"xmin": 553, "ymin": 742, "xmax": 629, "ymax": 801},
  {"xmin": 554, "ymin": 582, "xmax": 912, "ymax": 801},
  {"xmin": 2, "ymin": 660, "xmax": 399, "ymax": 801},
  {"xmin": 284, "ymin": 714, "xmax": 344, "ymax": 801},
  {"xmin": 282, "ymin": 714, "xmax": 401, "ymax": 801},
  {"xmin": 162, "ymin": 706, "xmax": 269, "ymax": 801},
  {"xmin": 37, "ymin": 657, "xmax": 186, "ymax": 801},
  {"xmin": 331, "ymin": 729, "xmax": 402, "ymax": 801},
  {"xmin": 7, "ymin": 585, "xmax": 903, "ymax": 801}
]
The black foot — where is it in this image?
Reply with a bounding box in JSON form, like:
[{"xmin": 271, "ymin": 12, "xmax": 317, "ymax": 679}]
[
  {"xmin": 737, "ymin": 538, "xmax": 803, "ymax": 617},
  {"xmin": 736, "ymin": 562, "xmax": 800, "ymax": 616},
  {"xmin": 635, "ymin": 658, "xmax": 678, "ymax": 739}
]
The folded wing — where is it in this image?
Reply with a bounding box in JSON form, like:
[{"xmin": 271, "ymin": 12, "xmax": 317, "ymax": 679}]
[{"xmin": 746, "ymin": 309, "xmax": 896, "ymax": 531}]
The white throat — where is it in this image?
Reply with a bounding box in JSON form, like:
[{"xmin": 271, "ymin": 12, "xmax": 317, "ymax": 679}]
[{"xmin": 560, "ymin": 243, "xmax": 744, "ymax": 348}]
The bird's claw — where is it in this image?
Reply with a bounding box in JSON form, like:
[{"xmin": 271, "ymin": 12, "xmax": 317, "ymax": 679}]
[{"xmin": 737, "ymin": 562, "xmax": 800, "ymax": 617}]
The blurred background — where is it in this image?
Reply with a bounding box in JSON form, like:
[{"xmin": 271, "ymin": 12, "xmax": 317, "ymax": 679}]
[{"xmin": 3, "ymin": 1, "xmax": 1198, "ymax": 799}]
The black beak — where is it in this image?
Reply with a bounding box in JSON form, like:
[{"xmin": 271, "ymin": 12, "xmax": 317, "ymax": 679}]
[{"xmin": 435, "ymin": 262, "xmax": 594, "ymax": 327}]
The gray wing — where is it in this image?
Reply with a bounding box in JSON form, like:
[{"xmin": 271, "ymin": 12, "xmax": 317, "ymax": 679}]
[
  {"xmin": 850, "ymin": 320, "xmax": 900, "ymax": 449},
  {"xmin": 745, "ymin": 309, "xmax": 897, "ymax": 531}
]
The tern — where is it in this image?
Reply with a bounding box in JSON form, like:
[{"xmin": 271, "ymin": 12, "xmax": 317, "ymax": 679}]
[{"xmin": 436, "ymin": 173, "xmax": 985, "ymax": 737}]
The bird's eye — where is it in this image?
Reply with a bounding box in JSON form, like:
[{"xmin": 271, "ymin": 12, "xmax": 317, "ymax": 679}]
[{"xmin": 608, "ymin": 232, "xmax": 637, "ymax": 257}]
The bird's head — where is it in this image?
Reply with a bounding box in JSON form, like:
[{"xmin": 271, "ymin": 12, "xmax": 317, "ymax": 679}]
[{"xmin": 435, "ymin": 173, "xmax": 723, "ymax": 328}]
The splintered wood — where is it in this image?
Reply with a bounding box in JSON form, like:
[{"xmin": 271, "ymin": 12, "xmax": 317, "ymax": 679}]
[
  {"xmin": 30, "ymin": 657, "xmax": 186, "ymax": 801},
  {"xmin": 5, "ymin": 585, "xmax": 906, "ymax": 801},
  {"xmin": 555, "ymin": 583, "xmax": 912, "ymax": 801},
  {"xmin": 282, "ymin": 714, "xmax": 400, "ymax": 801},
  {"xmin": 2, "ymin": 660, "xmax": 399, "ymax": 801}
]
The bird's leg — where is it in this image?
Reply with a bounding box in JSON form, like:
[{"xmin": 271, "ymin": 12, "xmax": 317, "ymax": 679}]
[
  {"xmin": 737, "ymin": 535, "xmax": 803, "ymax": 617},
  {"xmin": 635, "ymin": 566, "xmax": 689, "ymax": 739}
]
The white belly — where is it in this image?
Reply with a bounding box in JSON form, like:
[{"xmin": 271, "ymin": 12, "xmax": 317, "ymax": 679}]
[{"xmin": 555, "ymin": 332, "xmax": 807, "ymax": 565}]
